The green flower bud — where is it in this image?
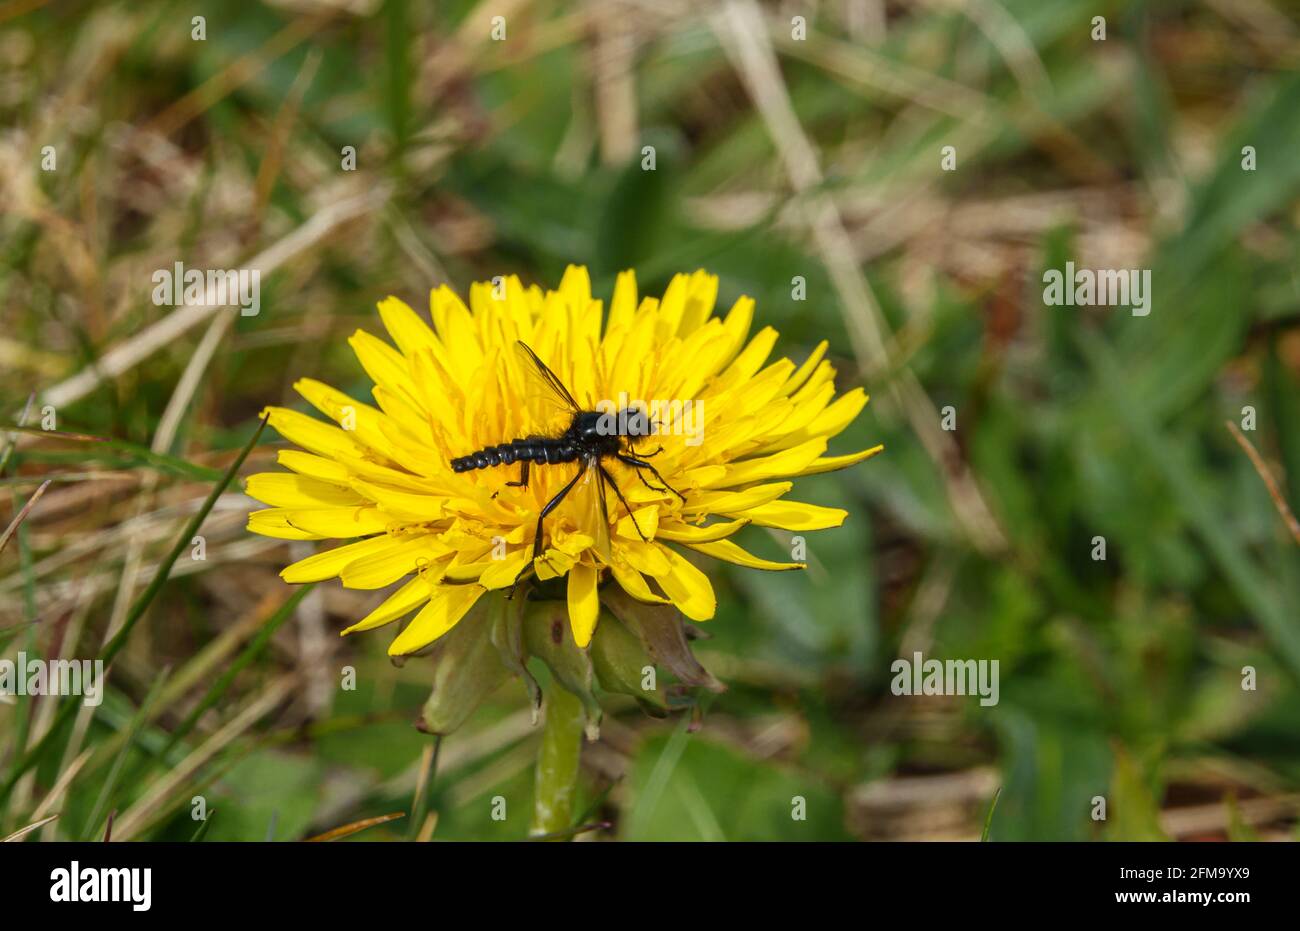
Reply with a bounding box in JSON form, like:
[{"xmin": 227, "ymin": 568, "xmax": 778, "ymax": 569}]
[
  {"xmin": 489, "ymin": 592, "xmax": 541, "ymax": 723},
  {"xmin": 590, "ymin": 609, "xmax": 669, "ymax": 717},
  {"xmin": 601, "ymin": 585, "xmax": 725, "ymax": 694},
  {"xmin": 523, "ymin": 599, "xmax": 602, "ymax": 739},
  {"xmin": 415, "ymin": 598, "xmax": 510, "ymax": 736}
]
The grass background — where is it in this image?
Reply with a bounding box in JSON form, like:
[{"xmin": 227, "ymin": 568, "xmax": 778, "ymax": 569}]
[{"xmin": 2, "ymin": 0, "xmax": 1300, "ymax": 841}]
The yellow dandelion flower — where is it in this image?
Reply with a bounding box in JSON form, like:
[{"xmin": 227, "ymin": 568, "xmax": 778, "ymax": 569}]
[{"xmin": 245, "ymin": 266, "xmax": 882, "ymax": 656}]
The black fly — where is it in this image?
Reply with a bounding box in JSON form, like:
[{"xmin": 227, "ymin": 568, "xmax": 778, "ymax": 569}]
[{"xmin": 450, "ymin": 341, "xmax": 686, "ymax": 562}]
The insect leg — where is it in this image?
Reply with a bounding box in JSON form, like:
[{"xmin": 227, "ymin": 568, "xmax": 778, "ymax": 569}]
[
  {"xmin": 617, "ymin": 454, "xmax": 687, "ymax": 503},
  {"xmin": 594, "ymin": 459, "xmax": 612, "ymax": 527},
  {"xmin": 628, "ymin": 437, "xmax": 664, "ymax": 458},
  {"xmin": 598, "ymin": 463, "xmax": 648, "ymax": 542},
  {"xmin": 629, "ymin": 466, "xmax": 669, "ymax": 497},
  {"xmin": 506, "ymin": 459, "xmax": 530, "ymax": 488},
  {"xmin": 532, "ymin": 463, "xmax": 587, "ymax": 560}
]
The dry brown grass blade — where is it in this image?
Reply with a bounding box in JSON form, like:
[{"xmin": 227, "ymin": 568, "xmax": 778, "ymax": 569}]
[
  {"xmin": 408, "ymin": 739, "xmax": 437, "ymax": 836},
  {"xmin": 304, "ymin": 811, "xmax": 406, "ymax": 842},
  {"xmin": 2, "ymin": 425, "xmax": 106, "ymax": 444},
  {"xmin": 34, "ymin": 184, "xmax": 391, "ymax": 414},
  {"xmin": 1, "ymin": 813, "xmax": 58, "ymax": 842},
  {"xmin": 30, "ymin": 747, "xmax": 93, "ymax": 823},
  {"xmin": 1161, "ymin": 792, "xmax": 1300, "ymax": 840},
  {"xmin": 0, "ymin": 393, "xmax": 35, "ymax": 473},
  {"xmin": 146, "ymin": 11, "xmax": 335, "ymax": 138},
  {"xmin": 0, "ymin": 478, "xmax": 51, "ymax": 557},
  {"xmin": 931, "ymin": 0, "xmax": 1051, "ymax": 97},
  {"xmin": 711, "ymin": 0, "xmax": 1007, "ymax": 554},
  {"xmin": 774, "ymin": 16, "xmax": 991, "ymax": 118},
  {"xmin": 111, "ymin": 676, "xmax": 298, "ymax": 841},
  {"xmin": 1226, "ymin": 420, "xmax": 1300, "ymax": 545},
  {"xmin": 253, "ymin": 49, "xmax": 323, "ymax": 225},
  {"xmin": 592, "ymin": 4, "xmax": 639, "ymax": 166}
]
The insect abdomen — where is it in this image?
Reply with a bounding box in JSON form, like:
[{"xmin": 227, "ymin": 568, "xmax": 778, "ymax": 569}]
[{"xmin": 450, "ymin": 438, "xmax": 578, "ymax": 473}]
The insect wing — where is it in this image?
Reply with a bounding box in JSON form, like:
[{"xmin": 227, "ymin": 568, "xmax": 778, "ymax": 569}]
[
  {"xmin": 511, "ymin": 341, "xmax": 578, "ymax": 435},
  {"xmin": 514, "ymin": 341, "xmax": 581, "ymax": 412},
  {"xmin": 580, "ymin": 460, "xmax": 613, "ymax": 562}
]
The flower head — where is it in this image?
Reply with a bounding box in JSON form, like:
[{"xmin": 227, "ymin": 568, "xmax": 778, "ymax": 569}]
[{"xmin": 246, "ymin": 266, "xmax": 881, "ymax": 655}]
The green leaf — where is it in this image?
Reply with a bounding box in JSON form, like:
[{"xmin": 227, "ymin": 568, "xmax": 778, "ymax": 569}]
[{"xmin": 624, "ymin": 731, "xmax": 850, "ymax": 841}]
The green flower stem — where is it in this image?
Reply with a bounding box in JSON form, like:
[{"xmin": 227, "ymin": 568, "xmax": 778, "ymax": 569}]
[{"xmin": 530, "ymin": 679, "xmax": 585, "ymax": 838}]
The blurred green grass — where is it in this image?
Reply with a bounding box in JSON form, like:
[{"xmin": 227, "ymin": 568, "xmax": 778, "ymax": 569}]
[{"xmin": 2, "ymin": 0, "xmax": 1299, "ymax": 841}]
